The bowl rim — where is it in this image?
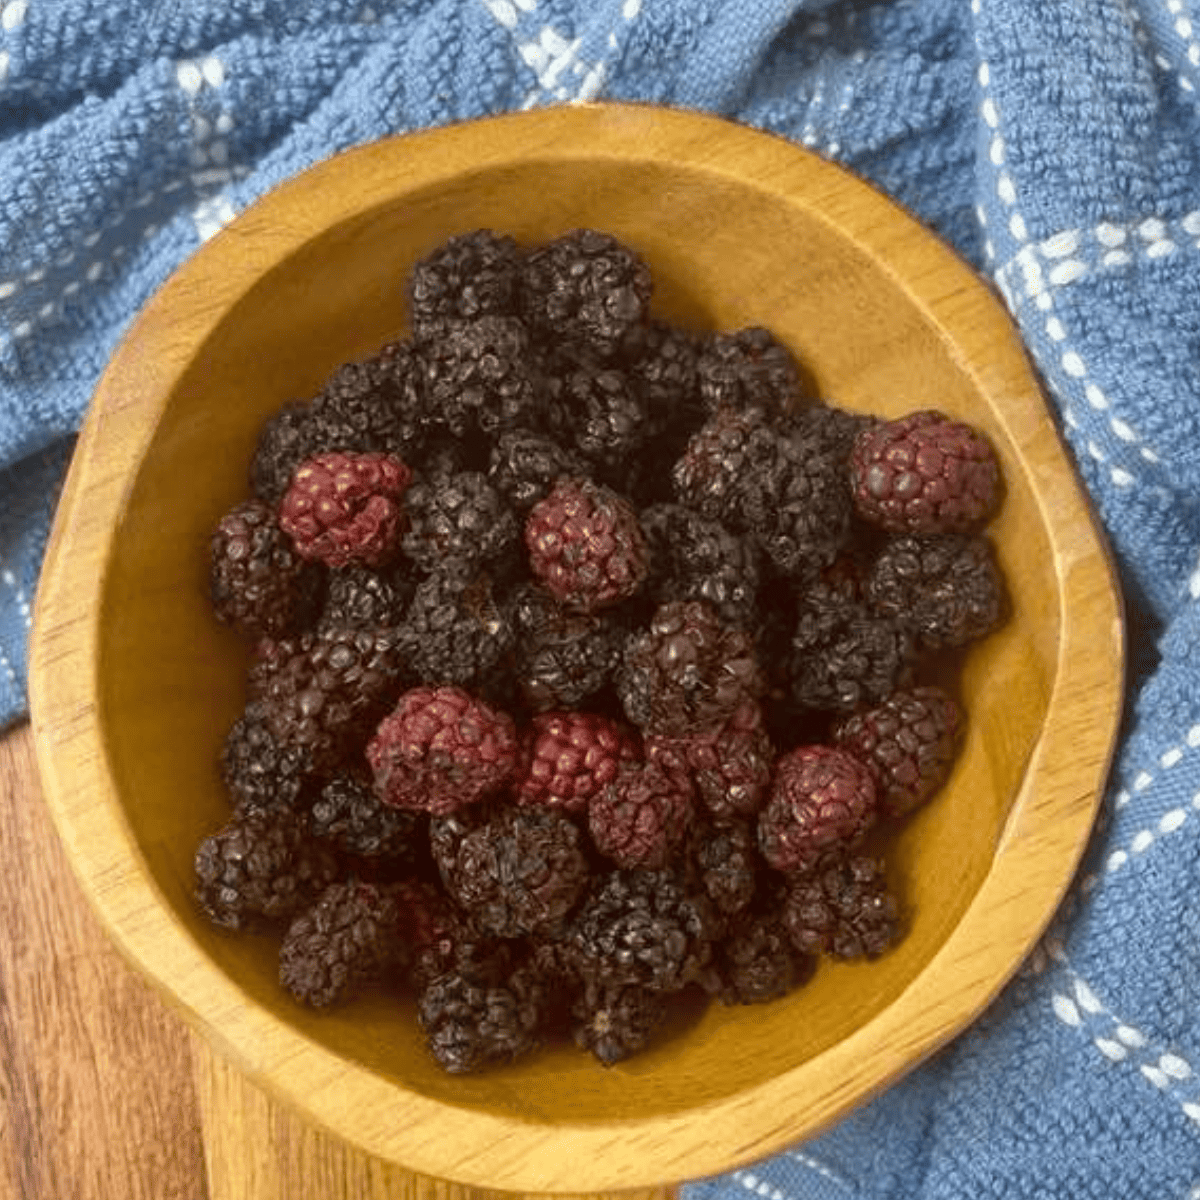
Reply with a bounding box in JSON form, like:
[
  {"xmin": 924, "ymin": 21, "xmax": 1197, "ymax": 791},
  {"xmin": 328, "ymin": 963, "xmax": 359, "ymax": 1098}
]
[{"xmin": 28, "ymin": 102, "xmax": 1124, "ymax": 1191}]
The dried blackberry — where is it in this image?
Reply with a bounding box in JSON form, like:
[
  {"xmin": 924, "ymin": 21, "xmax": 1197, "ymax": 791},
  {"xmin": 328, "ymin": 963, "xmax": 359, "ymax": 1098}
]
[
  {"xmin": 194, "ymin": 807, "xmax": 338, "ymax": 931},
  {"xmin": 525, "ymin": 477, "xmax": 650, "ymax": 613},
  {"xmin": 782, "ymin": 854, "xmax": 902, "ymax": 960},
  {"xmin": 250, "ymin": 401, "xmax": 324, "ymax": 507},
  {"xmin": 544, "ymin": 358, "xmax": 652, "ymax": 482},
  {"xmin": 757, "ymin": 745, "xmax": 878, "ymax": 874},
  {"xmin": 834, "ymin": 686, "xmax": 963, "ymax": 819},
  {"xmin": 209, "ymin": 500, "xmax": 323, "ymax": 638},
  {"xmin": 487, "ymin": 429, "xmax": 589, "ymax": 515},
  {"xmin": 673, "ymin": 405, "xmax": 850, "ymax": 580},
  {"xmin": 431, "ymin": 805, "xmax": 590, "ymax": 937},
  {"xmin": 622, "ymin": 319, "xmax": 703, "ymax": 432},
  {"xmin": 418, "ymin": 963, "xmax": 543, "ymax": 1073},
  {"xmin": 646, "ymin": 701, "xmax": 773, "ymax": 820},
  {"xmin": 715, "ymin": 911, "xmax": 813, "ymax": 1005},
  {"xmin": 640, "ymin": 504, "xmax": 761, "ymax": 628},
  {"xmin": 401, "ymin": 470, "xmax": 519, "ymax": 576},
  {"xmin": 319, "ymin": 564, "xmax": 414, "ymax": 632},
  {"xmin": 408, "ymin": 229, "xmax": 522, "ymax": 336},
  {"xmin": 783, "ymin": 400, "xmax": 876, "ymax": 466},
  {"xmin": 419, "ymin": 315, "xmax": 541, "ymax": 438},
  {"xmin": 789, "ymin": 572, "xmax": 915, "ymax": 713},
  {"xmin": 849, "ymin": 410, "xmax": 1001, "ymax": 534},
  {"xmin": 392, "ymin": 880, "xmax": 510, "ymax": 991},
  {"xmin": 589, "ymin": 762, "xmax": 693, "ymax": 870},
  {"xmin": 401, "ymin": 570, "xmax": 516, "ymax": 689},
  {"xmin": 279, "ymin": 882, "xmax": 405, "ymax": 1007},
  {"xmin": 309, "ymin": 772, "xmax": 425, "ymax": 861},
  {"xmin": 684, "ymin": 818, "xmax": 759, "ymax": 916},
  {"xmin": 279, "ymin": 451, "xmax": 413, "ymax": 568},
  {"xmin": 367, "ymin": 685, "xmax": 518, "ymax": 815},
  {"xmin": 515, "ymin": 710, "xmax": 639, "ymax": 813},
  {"xmin": 219, "ymin": 702, "xmax": 317, "ymax": 816},
  {"xmin": 511, "ymin": 583, "xmax": 625, "ymax": 711},
  {"xmin": 618, "ymin": 601, "xmax": 764, "ymax": 737},
  {"xmin": 867, "ymin": 533, "xmax": 1006, "ymax": 648},
  {"xmin": 567, "ymin": 869, "xmax": 717, "ymax": 994},
  {"xmin": 248, "ymin": 626, "xmax": 406, "ymax": 772},
  {"xmin": 696, "ymin": 326, "xmax": 808, "ymax": 419},
  {"xmin": 572, "ymin": 980, "xmax": 667, "ymax": 1066},
  {"xmin": 521, "ymin": 228, "xmax": 653, "ymax": 359}
]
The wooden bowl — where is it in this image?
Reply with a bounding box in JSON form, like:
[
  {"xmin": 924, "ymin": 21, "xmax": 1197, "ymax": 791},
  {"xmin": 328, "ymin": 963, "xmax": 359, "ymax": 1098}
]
[{"xmin": 28, "ymin": 104, "xmax": 1123, "ymax": 1192}]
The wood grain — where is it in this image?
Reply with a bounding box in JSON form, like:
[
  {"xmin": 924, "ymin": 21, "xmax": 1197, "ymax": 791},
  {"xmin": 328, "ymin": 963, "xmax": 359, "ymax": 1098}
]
[{"xmin": 28, "ymin": 103, "xmax": 1125, "ymax": 1191}]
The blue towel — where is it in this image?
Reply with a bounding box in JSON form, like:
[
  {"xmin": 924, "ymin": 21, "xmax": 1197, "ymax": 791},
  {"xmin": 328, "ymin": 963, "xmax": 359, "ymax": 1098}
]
[{"xmin": 4, "ymin": 0, "xmax": 1200, "ymax": 1193}]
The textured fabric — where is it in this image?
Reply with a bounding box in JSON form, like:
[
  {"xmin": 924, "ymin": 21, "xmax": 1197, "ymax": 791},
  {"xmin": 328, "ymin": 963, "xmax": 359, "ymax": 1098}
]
[{"xmin": 3, "ymin": 0, "xmax": 1200, "ymax": 1192}]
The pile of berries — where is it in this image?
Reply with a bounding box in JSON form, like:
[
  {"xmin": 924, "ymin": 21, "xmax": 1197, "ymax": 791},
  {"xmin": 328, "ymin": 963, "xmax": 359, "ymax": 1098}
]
[{"xmin": 197, "ymin": 228, "xmax": 1007, "ymax": 1073}]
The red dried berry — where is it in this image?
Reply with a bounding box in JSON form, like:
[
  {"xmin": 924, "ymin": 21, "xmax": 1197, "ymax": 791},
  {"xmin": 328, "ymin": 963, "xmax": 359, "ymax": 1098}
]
[
  {"xmin": 645, "ymin": 700, "xmax": 773, "ymax": 819},
  {"xmin": 279, "ymin": 451, "xmax": 413, "ymax": 567},
  {"xmin": 524, "ymin": 477, "xmax": 649, "ymax": 612},
  {"xmin": 849, "ymin": 410, "xmax": 1000, "ymax": 534},
  {"xmin": 833, "ymin": 686, "xmax": 963, "ymax": 818},
  {"xmin": 366, "ymin": 685, "xmax": 518, "ymax": 815},
  {"xmin": 514, "ymin": 711, "xmax": 640, "ymax": 814},
  {"xmin": 757, "ymin": 745, "xmax": 878, "ymax": 873},
  {"xmin": 588, "ymin": 762, "xmax": 693, "ymax": 869}
]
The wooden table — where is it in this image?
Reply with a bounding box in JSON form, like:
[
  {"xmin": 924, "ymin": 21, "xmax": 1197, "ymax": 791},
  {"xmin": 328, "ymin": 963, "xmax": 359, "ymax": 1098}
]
[{"xmin": 0, "ymin": 722, "xmax": 673, "ymax": 1200}]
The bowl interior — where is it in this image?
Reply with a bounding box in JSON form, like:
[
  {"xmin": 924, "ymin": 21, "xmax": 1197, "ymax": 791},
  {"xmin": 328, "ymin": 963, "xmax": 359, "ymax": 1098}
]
[{"xmin": 95, "ymin": 149, "xmax": 1055, "ymax": 1125}]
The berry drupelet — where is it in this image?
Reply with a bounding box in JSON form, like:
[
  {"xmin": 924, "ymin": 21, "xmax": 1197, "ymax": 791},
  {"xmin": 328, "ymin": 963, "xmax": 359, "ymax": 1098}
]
[
  {"xmin": 367, "ymin": 685, "xmax": 518, "ymax": 815},
  {"xmin": 849, "ymin": 409, "xmax": 1001, "ymax": 534},
  {"xmin": 757, "ymin": 745, "xmax": 878, "ymax": 874},
  {"xmin": 524, "ymin": 477, "xmax": 650, "ymax": 613},
  {"xmin": 209, "ymin": 500, "xmax": 323, "ymax": 638}
]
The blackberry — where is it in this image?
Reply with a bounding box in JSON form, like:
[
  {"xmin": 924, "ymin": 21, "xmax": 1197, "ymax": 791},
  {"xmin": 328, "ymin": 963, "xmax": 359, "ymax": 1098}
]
[
  {"xmin": 249, "ymin": 401, "xmax": 324, "ymax": 507},
  {"xmin": 849, "ymin": 410, "xmax": 1001, "ymax": 534},
  {"xmin": 544, "ymin": 358, "xmax": 651, "ymax": 481},
  {"xmin": 525, "ymin": 477, "xmax": 650, "ymax": 613},
  {"xmin": 219, "ymin": 701, "xmax": 317, "ymax": 816},
  {"xmin": 515, "ymin": 710, "xmax": 639, "ymax": 814},
  {"xmin": 572, "ymin": 981, "xmax": 667, "ymax": 1066},
  {"xmin": 782, "ymin": 854, "xmax": 902, "ymax": 960},
  {"xmin": 367, "ymin": 685, "xmax": 518, "ymax": 815},
  {"xmin": 418, "ymin": 963, "xmax": 543, "ymax": 1073},
  {"xmin": 408, "ymin": 229, "xmax": 522, "ymax": 336},
  {"xmin": 640, "ymin": 504, "xmax": 761, "ymax": 628},
  {"xmin": 567, "ymin": 869, "xmax": 717, "ymax": 994},
  {"xmin": 784, "ymin": 400, "xmax": 876, "ymax": 466},
  {"xmin": 521, "ymin": 228, "xmax": 653, "ymax": 359},
  {"xmin": 715, "ymin": 911, "xmax": 813, "ymax": 1005},
  {"xmin": 401, "ymin": 886, "xmax": 514, "ymax": 992},
  {"xmin": 696, "ymin": 326, "xmax": 808, "ymax": 419},
  {"xmin": 588, "ymin": 762, "xmax": 694, "ymax": 870},
  {"xmin": 684, "ymin": 817, "xmax": 758, "ymax": 916},
  {"xmin": 401, "ymin": 469, "xmax": 519, "ymax": 576},
  {"xmin": 487, "ymin": 429, "xmax": 589, "ymax": 515},
  {"xmin": 431, "ymin": 805, "xmax": 590, "ymax": 938},
  {"xmin": 248, "ymin": 626, "xmax": 406, "ymax": 772},
  {"xmin": 419, "ymin": 315, "xmax": 541, "ymax": 438},
  {"xmin": 309, "ymin": 772, "xmax": 426, "ymax": 862},
  {"xmin": 646, "ymin": 701, "xmax": 773, "ymax": 820},
  {"xmin": 618, "ymin": 601, "xmax": 764, "ymax": 737},
  {"xmin": 279, "ymin": 451, "xmax": 413, "ymax": 568},
  {"xmin": 867, "ymin": 533, "xmax": 1006, "ymax": 648},
  {"xmin": 194, "ymin": 807, "xmax": 338, "ymax": 931},
  {"xmin": 789, "ymin": 572, "xmax": 915, "ymax": 713},
  {"xmin": 319, "ymin": 564, "xmax": 414, "ymax": 633},
  {"xmin": 757, "ymin": 745, "xmax": 878, "ymax": 874},
  {"xmin": 279, "ymin": 881, "xmax": 405, "ymax": 1008},
  {"xmin": 833, "ymin": 686, "xmax": 963, "ymax": 819},
  {"xmin": 511, "ymin": 583, "xmax": 625, "ymax": 711},
  {"xmin": 401, "ymin": 570, "xmax": 516, "ymax": 690},
  {"xmin": 673, "ymin": 405, "xmax": 850, "ymax": 580},
  {"xmin": 209, "ymin": 500, "xmax": 323, "ymax": 638}
]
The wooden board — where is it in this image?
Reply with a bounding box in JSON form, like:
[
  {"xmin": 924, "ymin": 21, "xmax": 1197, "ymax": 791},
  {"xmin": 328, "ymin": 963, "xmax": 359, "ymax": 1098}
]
[{"xmin": 27, "ymin": 104, "xmax": 1125, "ymax": 1192}]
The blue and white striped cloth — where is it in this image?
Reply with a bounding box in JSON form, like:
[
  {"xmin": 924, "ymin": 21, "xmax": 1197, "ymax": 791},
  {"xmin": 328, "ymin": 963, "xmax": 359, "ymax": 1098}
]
[{"xmin": 4, "ymin": 1, "xmax": 1200, "ymax": 1193}]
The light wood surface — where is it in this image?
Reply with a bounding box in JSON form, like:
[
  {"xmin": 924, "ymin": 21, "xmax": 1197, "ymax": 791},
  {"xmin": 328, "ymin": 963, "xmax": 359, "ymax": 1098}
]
[
  {"xmin": 0, "ymin": 722, "xmax": 673, "ymax": 1200},
  {"xmin": 28, "ymin": 104, "xmax": 1125, "ymax": 1191}
]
